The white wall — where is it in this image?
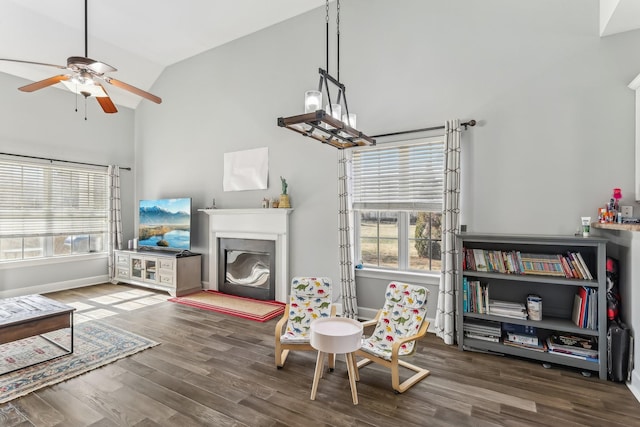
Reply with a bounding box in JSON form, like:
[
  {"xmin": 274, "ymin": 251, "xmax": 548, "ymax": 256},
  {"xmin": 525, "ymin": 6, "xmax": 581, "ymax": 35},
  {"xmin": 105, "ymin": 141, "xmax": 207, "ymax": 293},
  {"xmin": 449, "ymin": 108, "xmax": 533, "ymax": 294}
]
[
  {"xmin": 0, "ymin": 72, "xmax": 136, "ymax": 296},
  {"xmin": 134, "ymin": 0, "xmax": 640, "ymax": 395}
]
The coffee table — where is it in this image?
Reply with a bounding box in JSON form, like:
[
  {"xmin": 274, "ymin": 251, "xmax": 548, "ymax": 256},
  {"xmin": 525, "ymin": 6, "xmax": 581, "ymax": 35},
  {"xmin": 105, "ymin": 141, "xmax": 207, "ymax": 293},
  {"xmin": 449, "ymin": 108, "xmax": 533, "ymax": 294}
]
[
  {"xmin": 309, "ymin": 317, "xmax": 363, "ymax": 405},
  {"xmin": 0, "ymin": 294, "xmax": 75, "ymax": 375}
]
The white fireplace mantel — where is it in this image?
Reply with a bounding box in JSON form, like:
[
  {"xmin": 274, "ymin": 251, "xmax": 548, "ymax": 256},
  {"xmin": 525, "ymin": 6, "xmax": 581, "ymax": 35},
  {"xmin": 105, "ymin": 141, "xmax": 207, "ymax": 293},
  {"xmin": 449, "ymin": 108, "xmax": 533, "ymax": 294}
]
[{"xmin": 199, "ymin": 208, "xmax": 293, "ymax": 302}]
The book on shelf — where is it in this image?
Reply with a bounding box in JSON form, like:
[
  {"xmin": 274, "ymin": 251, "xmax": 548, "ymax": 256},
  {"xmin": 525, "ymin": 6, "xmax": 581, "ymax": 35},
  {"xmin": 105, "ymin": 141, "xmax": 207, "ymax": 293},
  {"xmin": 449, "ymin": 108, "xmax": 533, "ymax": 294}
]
[
  {"xmin": 503, "ymin": 339, "xmax": 547, "ymax": 352},
  {"xmin": 546, "ymin": 334, "xmax": 598, "ymax": 359},
  {"xmin": 502, "ymin": 322, "xmax": 537, "ymax": 336},
  {"xmin": 463, "ymin": 280, "xmax": 489, "ymax": 314},
  {"xmin": 463, "ymin": 319, "xmax": 501, "ymax": 342},
  {"xmin": 463, "ymin": 248, "xmax": 595, "ymax": 281},
  {"xmin": 519, "ymin": 253, "xmax": 565, "ymax": 277},
  {"xmin": 571, "ymin": 287, "xmax": 598, "ymax": 329},
  {"xmin": 572, "ymin": 293, "xmax": 582, "ymax": 326},
  {"xmin": 473, "ymin": 249, "xmax": 488, "ymax": 272},
  {"xmin": 463, "ymin": 320, "xmax": 501, "ymax": 335},
  {"xmin": 547, "ymin": 349, "xmax": 598, "ymax": 362},
  {"xmin": 568, "ymin": 252, "xmax": 586, "ymax": 279},
  {"xmin": 506, "ymin": 332, "xmax": 539, "ymax": 346},
  {"xmin": 464, "ymin": 333, "xmax": 500, "ymax": 342},
  {"xmin": 575, "ymin": 252, "xmax": 593, "ymax": 280},
  {"xmin": 488, "ymin": 299, "xmax": 528, "ymax": 319}
]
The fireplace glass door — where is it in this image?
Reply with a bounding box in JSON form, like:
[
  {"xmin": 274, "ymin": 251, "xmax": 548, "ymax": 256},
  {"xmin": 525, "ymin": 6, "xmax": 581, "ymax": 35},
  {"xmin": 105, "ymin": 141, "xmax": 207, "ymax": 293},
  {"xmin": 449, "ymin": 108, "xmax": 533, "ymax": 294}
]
[{"xmin": 218, "ymin": 238, "xmax": 276, "ymax": 300}]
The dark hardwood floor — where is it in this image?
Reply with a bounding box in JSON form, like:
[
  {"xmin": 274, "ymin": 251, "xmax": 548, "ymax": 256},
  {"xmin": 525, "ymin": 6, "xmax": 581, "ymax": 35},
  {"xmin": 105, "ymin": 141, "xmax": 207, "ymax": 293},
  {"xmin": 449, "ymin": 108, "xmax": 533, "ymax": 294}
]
[{"xmin": 1, "ymin": 283, "xmax": 639, "ymax": 426}]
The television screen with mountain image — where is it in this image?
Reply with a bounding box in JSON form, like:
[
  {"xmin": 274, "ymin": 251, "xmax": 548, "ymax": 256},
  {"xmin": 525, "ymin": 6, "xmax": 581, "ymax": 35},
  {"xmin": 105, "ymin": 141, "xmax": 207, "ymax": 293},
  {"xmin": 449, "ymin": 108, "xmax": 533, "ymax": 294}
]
[{"xmin": 138, "ymin": 198, "xmax": 191, "ymax": 251}]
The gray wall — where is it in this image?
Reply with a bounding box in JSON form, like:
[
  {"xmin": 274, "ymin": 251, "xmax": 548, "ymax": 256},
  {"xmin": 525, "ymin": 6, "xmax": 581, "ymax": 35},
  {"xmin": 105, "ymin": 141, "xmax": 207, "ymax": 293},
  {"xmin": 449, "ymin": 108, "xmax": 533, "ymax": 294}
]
[
  {"xmin": 135, "ymin": 0, "xmax": 640, "ymax": 310},
  {"xmin": 0, "ymin": 72, "xmax": 136, "ymax": 296}
]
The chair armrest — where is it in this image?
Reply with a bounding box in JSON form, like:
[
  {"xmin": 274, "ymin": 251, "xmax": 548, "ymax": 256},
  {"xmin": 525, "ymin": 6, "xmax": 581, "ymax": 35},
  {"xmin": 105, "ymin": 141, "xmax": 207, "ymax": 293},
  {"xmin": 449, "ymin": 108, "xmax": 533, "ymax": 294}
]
[
  {"xmin": 390, "ymin": 320, "xmax": 430, "ymax": 355},
  {"xmin": 360, "ymin": 309, "xmax": 382, "ymax": 336},
  {"xmin": 275, "ymin": 304, "xmax": 290, "ymax": 337}
]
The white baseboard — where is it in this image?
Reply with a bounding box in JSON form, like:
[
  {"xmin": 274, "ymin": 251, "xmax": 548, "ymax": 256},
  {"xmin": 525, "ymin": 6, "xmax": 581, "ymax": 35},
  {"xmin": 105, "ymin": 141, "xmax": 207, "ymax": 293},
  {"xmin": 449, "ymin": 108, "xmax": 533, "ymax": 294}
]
[
  {"xmin": 629, "ymin": 369, "xmax": 640, "ymax": 403},
  {"xmin": 0, "ymin": 275, "xmax": 109, "ymax": 299}
]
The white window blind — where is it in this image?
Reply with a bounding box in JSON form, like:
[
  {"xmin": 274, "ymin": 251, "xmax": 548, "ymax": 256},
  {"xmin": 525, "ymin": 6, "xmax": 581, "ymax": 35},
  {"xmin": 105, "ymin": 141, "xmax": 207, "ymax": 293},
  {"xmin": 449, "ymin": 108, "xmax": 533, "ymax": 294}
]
[
  {"xmin": 351, "ymin": 137, "xmax": 444, "ymax": 211},
  {"xmin": 0, "ymin": 159, "xmax": 108, "ymax": 238}
]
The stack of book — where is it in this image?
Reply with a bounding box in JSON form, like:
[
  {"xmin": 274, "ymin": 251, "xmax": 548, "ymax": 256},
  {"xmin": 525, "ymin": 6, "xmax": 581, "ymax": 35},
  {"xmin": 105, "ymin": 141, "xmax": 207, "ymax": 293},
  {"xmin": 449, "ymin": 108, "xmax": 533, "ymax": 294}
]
[
  {"xmin": 502, "ymin": 323, "xmax": 546, "ymax": 352},
  {"xmin": 488, "ymin": 299, "xmax": 528, "ymax": 319},
  {"xmin": 546, "ymin": 334, "xmax": 598, "ymax": 361},
  {"xmin": 463, "ymin": 319, "xmax": 501, "ymax": 342}
]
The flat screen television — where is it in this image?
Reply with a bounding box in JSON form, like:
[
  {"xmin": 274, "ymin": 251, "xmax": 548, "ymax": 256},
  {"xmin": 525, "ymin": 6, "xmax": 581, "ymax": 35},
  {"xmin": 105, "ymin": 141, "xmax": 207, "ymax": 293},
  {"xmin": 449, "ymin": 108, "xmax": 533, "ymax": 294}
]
[{"xmin": 138, "ymin": 198, "xmax": 192, "ymax": 251}]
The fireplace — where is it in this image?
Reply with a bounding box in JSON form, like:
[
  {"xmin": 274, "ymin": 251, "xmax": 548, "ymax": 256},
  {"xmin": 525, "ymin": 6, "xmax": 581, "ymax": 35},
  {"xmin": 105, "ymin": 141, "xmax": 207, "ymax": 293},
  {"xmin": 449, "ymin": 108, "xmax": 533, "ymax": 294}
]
[
  {"xmin": 218, "ymin": 238, "xmax": 276, "ymax": 300},
  {"xmin": 199, "ymin": 208, "xmax": 292, "ymax": 302}
]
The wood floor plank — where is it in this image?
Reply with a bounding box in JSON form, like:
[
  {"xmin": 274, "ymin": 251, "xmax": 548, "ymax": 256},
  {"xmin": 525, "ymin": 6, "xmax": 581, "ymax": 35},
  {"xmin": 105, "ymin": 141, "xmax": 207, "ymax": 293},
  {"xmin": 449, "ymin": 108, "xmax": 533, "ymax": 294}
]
[
  {"xmin": 11, "ymin": 394, "xmax": 63, "ymax": 427},
  {"xmin": 0, "ymin": 283, "xmax": 638, "ymax": 427}
]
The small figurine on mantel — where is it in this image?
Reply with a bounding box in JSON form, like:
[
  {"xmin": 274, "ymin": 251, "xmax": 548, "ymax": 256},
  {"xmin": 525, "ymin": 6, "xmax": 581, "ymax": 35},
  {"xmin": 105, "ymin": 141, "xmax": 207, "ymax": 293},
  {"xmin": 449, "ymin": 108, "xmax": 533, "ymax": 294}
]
[{"xmin": 279, "ymin": 176, "xmax": 291, "ymax": 208}]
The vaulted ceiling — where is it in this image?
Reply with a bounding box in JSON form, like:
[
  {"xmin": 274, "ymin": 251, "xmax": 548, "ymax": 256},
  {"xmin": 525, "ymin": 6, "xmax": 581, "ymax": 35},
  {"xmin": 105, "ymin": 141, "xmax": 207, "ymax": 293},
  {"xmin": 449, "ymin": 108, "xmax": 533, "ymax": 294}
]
[
  {"xmin": 0, "ymin": 0, "xmax": 324, "ymax": 109},
  {"xmin": 0, "ymin": 0, "xmax": 637, "ymax": 110}
]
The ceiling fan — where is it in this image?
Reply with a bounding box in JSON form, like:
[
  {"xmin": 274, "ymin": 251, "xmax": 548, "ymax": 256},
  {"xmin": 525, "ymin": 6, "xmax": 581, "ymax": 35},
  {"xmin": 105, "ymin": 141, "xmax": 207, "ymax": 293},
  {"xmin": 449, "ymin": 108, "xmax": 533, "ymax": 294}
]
[{"xmin": 0, "ymin": 0, "xmax": 161, "ymax": 114}]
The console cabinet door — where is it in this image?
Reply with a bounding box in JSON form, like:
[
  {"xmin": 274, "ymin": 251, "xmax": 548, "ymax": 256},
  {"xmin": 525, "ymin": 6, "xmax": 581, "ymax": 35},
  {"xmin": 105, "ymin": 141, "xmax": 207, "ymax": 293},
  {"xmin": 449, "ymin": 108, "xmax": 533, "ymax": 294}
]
[
  {"xmin": 130, "ymin": 256, "xmax": 144, "ymax": 280},
  {"xmin": 144, "ymin": 258, "xmax": 158, "ymax": 283}
]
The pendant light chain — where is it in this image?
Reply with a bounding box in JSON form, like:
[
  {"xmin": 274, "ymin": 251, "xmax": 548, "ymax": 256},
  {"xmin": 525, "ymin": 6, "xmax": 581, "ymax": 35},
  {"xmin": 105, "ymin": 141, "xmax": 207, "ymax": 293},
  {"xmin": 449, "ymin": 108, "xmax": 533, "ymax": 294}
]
[
  {"xmin": 336, "ymin": 0, "xmax": 340, "ymax": 82},
  {"xmin": 325, "ymin": 0, "xmax": 330, "ymax": 74},
  {"xmin": 84, "ymin": 0, "xmax": 88, "ymax": 57}
]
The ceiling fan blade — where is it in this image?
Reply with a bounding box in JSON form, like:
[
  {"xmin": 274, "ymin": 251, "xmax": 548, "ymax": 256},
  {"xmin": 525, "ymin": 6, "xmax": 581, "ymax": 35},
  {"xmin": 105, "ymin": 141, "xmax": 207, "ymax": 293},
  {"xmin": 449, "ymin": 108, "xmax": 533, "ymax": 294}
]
[
  {"xmin": 0, "ymin": 58, "xmax": 67, "ymax": 70},
  {"xmin": 103, "ymin": 76, "xmax": 162, "ymax": 104},
  {"xmin": 96, "ymin": 95, "xmax": 118, "ymax": 114},
  {"xmin": 19, "ymin": 75, "xmax": 70, "ymax": 92},
  {"xmin": 67, "ymin": 56, "xmax": 116, "ymax": 74},
  {"xmin": 87, "ymin": 60, "xmax": 116, "ymax": 74}
]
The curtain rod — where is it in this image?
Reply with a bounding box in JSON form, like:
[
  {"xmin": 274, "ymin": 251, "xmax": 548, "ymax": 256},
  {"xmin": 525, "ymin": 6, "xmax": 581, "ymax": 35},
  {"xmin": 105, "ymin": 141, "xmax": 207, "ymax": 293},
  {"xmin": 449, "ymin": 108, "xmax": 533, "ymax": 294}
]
[
  {"xmin": 372, "ymin": 119, "xmax": 476, "ymax": 139},
  {"xmin": 0, "ymin": 152, "xmax": 132, "ymax": 171}
]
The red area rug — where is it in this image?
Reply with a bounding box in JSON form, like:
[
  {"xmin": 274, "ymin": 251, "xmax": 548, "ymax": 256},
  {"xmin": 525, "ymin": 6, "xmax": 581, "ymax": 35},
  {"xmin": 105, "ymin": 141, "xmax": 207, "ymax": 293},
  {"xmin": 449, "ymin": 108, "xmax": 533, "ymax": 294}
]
[{"xmin": 168, "ymin": 290, "xmax": 285, "ymax": 322}]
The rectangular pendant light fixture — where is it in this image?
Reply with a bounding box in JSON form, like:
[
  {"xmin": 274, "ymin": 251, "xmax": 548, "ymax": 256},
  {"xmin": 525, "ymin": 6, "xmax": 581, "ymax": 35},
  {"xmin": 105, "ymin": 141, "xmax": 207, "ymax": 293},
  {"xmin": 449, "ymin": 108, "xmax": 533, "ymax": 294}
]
[{"xmin": 277, "ymin": 68, "xmax": 376, "ymax": 149}]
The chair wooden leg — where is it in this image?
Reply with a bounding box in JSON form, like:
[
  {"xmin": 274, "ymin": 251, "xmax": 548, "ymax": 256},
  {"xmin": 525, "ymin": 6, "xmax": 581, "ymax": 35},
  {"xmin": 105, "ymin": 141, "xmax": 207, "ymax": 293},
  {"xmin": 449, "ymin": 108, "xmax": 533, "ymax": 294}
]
[
  {"xmin": 328, "ymin": 352, "xmax": 335, "ymax": 371},
  {"xmin": 275, "ymin": 348, "xmax": 289, "ymax": 368},
  {"xmin": 356, "ymin": 357, "xmax": 373, "ymax": 370},
  {"xmin": 392, "ymin": 360, "xmax": 431, "ymax": 393},
  {"xmin": 310, "ymin": 351, "xmax": 326, "ymax": 400}
]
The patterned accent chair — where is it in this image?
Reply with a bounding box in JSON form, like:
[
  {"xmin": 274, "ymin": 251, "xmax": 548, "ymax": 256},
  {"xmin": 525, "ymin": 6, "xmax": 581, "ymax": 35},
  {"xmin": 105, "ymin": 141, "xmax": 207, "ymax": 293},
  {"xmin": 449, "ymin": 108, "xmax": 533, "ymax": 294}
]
[
  {"xmin": 355, "ymin": 281, "xmax": 430, "ymax": 393},
  {"xmin": 275, "ymin": 277, "xmax": 336, "ymax": 368}
]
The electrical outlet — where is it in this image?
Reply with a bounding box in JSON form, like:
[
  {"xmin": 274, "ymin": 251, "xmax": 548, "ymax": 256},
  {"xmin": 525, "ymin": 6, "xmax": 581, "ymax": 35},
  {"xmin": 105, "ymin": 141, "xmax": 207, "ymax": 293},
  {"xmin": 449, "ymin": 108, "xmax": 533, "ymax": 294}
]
[{"xmin": 622, "ymin": 206, "xmax": 633, "ymax": 218}]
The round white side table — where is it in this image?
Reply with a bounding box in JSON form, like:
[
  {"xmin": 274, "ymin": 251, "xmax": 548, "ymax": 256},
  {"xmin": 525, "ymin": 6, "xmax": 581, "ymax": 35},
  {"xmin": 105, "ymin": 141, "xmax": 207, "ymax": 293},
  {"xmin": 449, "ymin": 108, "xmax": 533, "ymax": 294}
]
[{"xmin": 309, "ymin": 317, "xmax": 363, "ymax": 405}]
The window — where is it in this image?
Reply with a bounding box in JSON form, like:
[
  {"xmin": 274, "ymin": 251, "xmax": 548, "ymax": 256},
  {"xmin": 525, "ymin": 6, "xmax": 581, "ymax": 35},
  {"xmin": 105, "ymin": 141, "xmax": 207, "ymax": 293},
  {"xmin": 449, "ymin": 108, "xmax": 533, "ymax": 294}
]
[
  {"xmin": 351, "ymin": 137, "xmax": 444, "ymax": 273},
  {"xmin": 0, "ymin": 159, "xmax": 108, "ymax": 262}
]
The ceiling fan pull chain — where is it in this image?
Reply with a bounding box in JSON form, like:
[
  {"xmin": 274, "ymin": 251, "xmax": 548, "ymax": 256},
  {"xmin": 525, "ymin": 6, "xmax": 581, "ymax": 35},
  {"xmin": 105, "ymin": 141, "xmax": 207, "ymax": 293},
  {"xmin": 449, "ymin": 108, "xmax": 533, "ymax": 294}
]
[{"xmin": 84, "ymin": 96, "xmax": 88, "ymax": 121}]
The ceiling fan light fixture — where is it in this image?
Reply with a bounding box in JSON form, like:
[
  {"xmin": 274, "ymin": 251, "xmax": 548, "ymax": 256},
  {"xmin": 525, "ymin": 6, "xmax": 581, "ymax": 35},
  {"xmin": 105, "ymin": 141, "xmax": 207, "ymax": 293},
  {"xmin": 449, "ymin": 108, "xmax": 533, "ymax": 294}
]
[
  {"xmin": 61, "ymin": 79, "xmax": 107, "ymax": 97},
  {"xmin": 0, "ymin": 0, "xmax": 161, "ymax": 115}
]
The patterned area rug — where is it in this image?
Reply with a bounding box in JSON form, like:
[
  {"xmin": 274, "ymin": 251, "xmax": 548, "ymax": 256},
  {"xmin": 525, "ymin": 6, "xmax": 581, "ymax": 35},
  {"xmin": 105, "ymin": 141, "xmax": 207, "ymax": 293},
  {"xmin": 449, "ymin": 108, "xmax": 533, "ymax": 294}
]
[
  {"xmin": 0, "ymin": 321, "xmax": 158, "ymax": 404},
  {"xmin": 169, "ymin": 290, "xmax": 285, "ymax": 322}
]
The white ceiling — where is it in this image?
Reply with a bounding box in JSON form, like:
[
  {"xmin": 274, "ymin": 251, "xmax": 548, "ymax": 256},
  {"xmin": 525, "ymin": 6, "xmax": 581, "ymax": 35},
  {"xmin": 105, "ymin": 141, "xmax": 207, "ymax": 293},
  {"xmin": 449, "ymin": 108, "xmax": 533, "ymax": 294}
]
[
  {"xmin": 0, "ymin": 0, "xmax": 638, "ymax": 111},
  {"xmin": 0, "ymin": 0, "xmax": 324, "ymax": 109}
]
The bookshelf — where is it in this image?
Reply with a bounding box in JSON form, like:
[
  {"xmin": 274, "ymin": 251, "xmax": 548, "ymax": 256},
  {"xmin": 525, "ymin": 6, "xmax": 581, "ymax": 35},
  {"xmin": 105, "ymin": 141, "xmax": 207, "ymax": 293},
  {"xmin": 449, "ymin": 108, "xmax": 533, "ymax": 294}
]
[{"xmin": 456, "ymin": 233, "xmax": 607, "ymax": 379}]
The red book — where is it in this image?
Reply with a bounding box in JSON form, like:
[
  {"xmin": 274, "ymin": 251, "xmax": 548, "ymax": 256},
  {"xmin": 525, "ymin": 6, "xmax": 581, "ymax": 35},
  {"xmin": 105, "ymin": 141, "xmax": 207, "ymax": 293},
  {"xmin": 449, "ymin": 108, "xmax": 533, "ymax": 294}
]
[{"xmin": 577, "ymin": 287, "xmax": 588, "ymax": 327}]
